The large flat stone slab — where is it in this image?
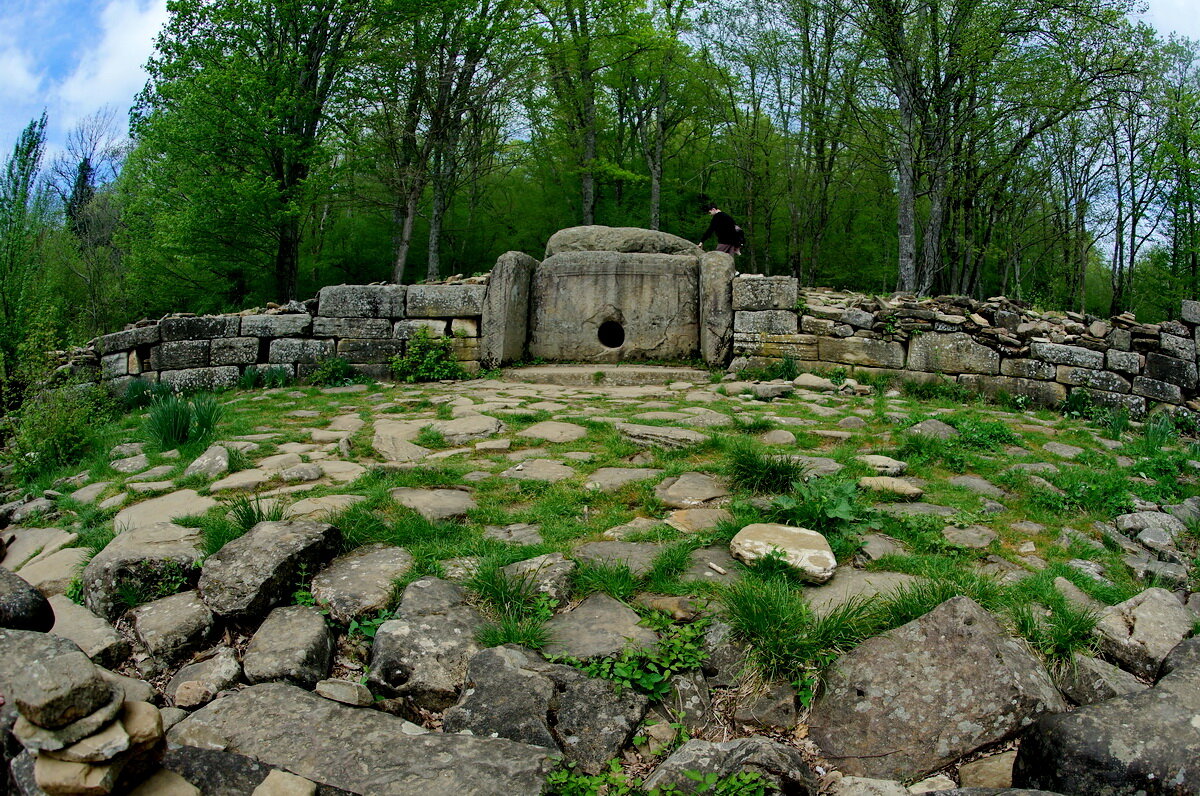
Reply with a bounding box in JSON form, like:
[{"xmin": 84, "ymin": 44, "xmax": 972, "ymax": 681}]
[
  {"xmin": 730, "ymin": 524, "xmax": 836, "ymax": 584},
  {"xmin": 584, "ymin": 467, "xmax": 663, "ymax": 492},
  {"xmin": 543, "ymin": 593, "xmax": 658, "ymax": 660},
  {"xmin": 804, "ymin": 568, "xmax": 919, "ymax": 617},
  {"xmin": 389, "ymin": 488, "xmax": 477, "ymax": 523},
  {"xmin": 113, "ymin": 490, "xmax": 217, "ymax": 532},
  {"xmin": 517, "ymin": 421, "xmax": 588, "ymax": 443},
  {"xmin": 311, "ymin": 543, "xmax": 412, "ymax": 623},
  {"xmin": 167, "ymin": 683, "xmax": 553, "ymax": 795}
]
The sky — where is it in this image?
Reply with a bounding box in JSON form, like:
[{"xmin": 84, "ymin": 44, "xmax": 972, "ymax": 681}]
[{"xmin": 0, "ymin": 0, "xmax": 1199, "ymax": 166}]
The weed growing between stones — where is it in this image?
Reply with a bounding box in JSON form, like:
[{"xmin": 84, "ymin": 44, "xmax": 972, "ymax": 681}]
[
  {"xmin": 722, "ymin": 438, "xmax": 805, "ymax": 494},
  {"xmin": 764, "ymin": 480, "xmax": 870, "ymax": 561},
  {"xmin": 553, "ymin": 613, "xmax": 711, "ymax": 700},
  {"xmin": 115, "ymin": 559, "xmax": 192, "ymax": 610},
  {"xmin": 415, "ymin": 425, "xmax": 449, "ymax": 449},
  {"xmin": 469, "ymin": 566, "xmax": 557, "ymax": 649},
  {"xmin": 121, "ymin": 378, "xmax": 172, "ymax": 409},
  {"xmin": 572, "ymin": 560, "xmax": 640, "ymax": 601}
]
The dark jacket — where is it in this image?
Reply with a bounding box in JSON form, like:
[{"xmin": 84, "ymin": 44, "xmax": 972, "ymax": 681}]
[{"xmin": 701, "ymin": 211, "xmax": 743, "ymax": 246}]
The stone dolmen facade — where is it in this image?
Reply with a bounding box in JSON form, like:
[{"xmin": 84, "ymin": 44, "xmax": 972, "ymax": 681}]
[{"xmin": 85, "ymin": 226, "xmax": 1200, "ymax": 416}]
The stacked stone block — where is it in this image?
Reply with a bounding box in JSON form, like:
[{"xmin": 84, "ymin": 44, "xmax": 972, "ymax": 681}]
[{"xmin": 733, "ymin": 278, "xmax": 1200, "ymax": 415}]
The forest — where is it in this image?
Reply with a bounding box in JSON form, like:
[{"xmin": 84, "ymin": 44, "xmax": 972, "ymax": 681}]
[{"xmin": 2, "ymin": 0, "xmax": 1200, "ymax": 405}]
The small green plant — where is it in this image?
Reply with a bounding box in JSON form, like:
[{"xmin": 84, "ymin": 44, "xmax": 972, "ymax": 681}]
[
  {"xmin": 553, "ymin": 616, "xmax": 711, "ymax": 700},
  {"xmin": 1059, "ymin": 389, "xmax": 1095, "ymax": 420},
  {"xmin": 292, "ymin": 564, "xmax": 320, "ymax": 608},
  {"xmin": 309, "ymin": 356, "xmax": 355, "ymax": 387},
  {"xmin": 766, "ymin": 479, "xmax": 868, "ymax": 560},
  {"xmin": 827, "ymin": 366, "xmax": 848, "ymax": 386},
  {"xmin": 723, "ymin": 438, "xmax": 806, "ymax": 494},
  {"xmin": 1103, "ymin": 407, "xmax": 1131, "ymax": 440},
  {"xmin": 390, "ymin": 327, "xmax": 467, "ymax": 383},
  {"xmin": 1010, "ymin": 603, "xmax": 1099, "ymax": 663},
  {"xmin": 729, "ymin": 414, "xmax": 775, "ymax": 434},
  {"xmin": 593, "ymin": 370, "xmax": 606, "ymax": 384},
  {"xmin": 1134, "ymin": 413, "xmax": 1178, "ymax": 457},
  {"xmin": 348, "ymin": 610, "xmax": 392, "ymax": 641},
  {"xmin": 545, "ymin": 761, "xmax": 765, "ymax": 796},
  {"xmin": 65, "ymin": 574, "xmax": 86, "ymax": 605},
  {"xmin": 262, "ymin": 366, "xmax": 294, "ymax": 388}
]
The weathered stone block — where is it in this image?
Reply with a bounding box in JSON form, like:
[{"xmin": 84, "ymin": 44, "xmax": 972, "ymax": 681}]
[
  {"xmin": 1030, "ymin": 341, "xmax": 1104, "ymax": 369},
  {"xmin": 210, "ymin": 337, "xmax": 258, "ymax": 366},
  {"xmin": 1076, "ymin": 389, "xmax": 1146, "ymax": 417},
  {"xmin": 529, "ymin": 252, "xmax": 699, "ymax": 362},
  {"xmin": 100, "ymin": 353, "xmax": 127, "ymax": 379},
  {"xmin": 317, "ymin": 284, "xmax": 406, "ymax": 318},
  {"xmin": 336, "ymin": 339, "xmax": 404, "ymax": 364},
  {"xmin": 451, "ymin": 338, "xmax": 480, "ymax": 362},
  {"xmin": 731, "ymin": 276, "xmax": 798, "ymax": 311},
  {"xmin": 96, "ymin": 325, "xmax": 160, "ymax": 355},
  {"xmin": 160, "ymin": 316, "xmax": 240, "ymax": 341},
  {"xmin": 907, "ymin": 332, "xmax": 999, "ymax": 375},
  {"xmin": 480, "ymin": 251, "xmax": 537, "ymax": 366},
  {"xmin": 958, "ymin": 374, "xmax": 1067, "ymax": 407},
  {"xmin": 699, "ymin": 252, "xmax": 735, "ymax": 367},
  {"xmin": 406, "ymin": 284, "xmax": 487, "ymax": 318},
  {"xmin": 1160, "ymin": 333, "xmax": 1196, "ymax": 360},
  {"xmin": 395, "ymin": 319, "xmax": 447, "ymax": 339},
  {"xmin": 451, "ymin": 318, "xmax": 479, "ymax": 337},
  {"xmin": 159, "ymin": 367, "xmax": 240, "ymax": 392},
  {"xmin": 735, "ymin": 333, "xmax": 819, "ymax": 361},
  {"xmin": 1106, "ymin": 349, "xmax": 1142, "ymax": 374},
  {"xmin": 733, "ymin": 311, "xmax": 798, "ymax": 335},
  {"xmin": 818, "ymin": 336, "xmax": 906, "ymax": 369},
  {"xmin": 1056, "ymin": 366, "xmax": 1131, "ymax": 394},
  {"xmin": 312, "ymin": 317, "xmax": 392, "ymax": 339},
  {"xmin": 1144, "ymin": 352, "xmax": 1197, "ymax": 388},
  {"xmin": 151, "ymin": 340, "xmax": 210, "ymax": 370},
  {"xmin": 1108, "ymin": 328, "xmax": 1132, "ymax": 351},
  {"xmin": 268, "ymin": 339, "xmax": 334, "ymax": 365},
  {"xmin": 1132, "ymin": 376, "xmax": 1184, "ymax": 404},
  {"xmin": 1182, "ymin": 299, "xmax": 1200, "ymax": 324},
  {"xmin": 1000, "ymin": 358, "xmax": 1056, "ymax": 380},
  {"xmin": 240, "ymin": 315, "xmax": 312, "ymax": 337},
  {"xmin": 800, "ymin": 316, "xmax": 835, "ymax": 335}
]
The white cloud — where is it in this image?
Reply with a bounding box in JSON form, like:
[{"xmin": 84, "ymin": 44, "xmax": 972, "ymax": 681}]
[
  {"xmin": 0, "ymin": 43, "xmax": 42, "ymax": 102},
  {"xmin": 1142, "ymin": 0, "xmax": 1200, "ymax": 42},
  {"xmin": 55, "ymin": 0, "xmax": 168, "ymax": 129}
]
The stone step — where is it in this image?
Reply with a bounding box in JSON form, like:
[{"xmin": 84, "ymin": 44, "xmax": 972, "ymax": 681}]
[{"xmin": 501, "ymin": 364, "xmax": 711, "ymax": 386}]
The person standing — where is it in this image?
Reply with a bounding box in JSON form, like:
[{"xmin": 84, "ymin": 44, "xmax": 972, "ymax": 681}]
[{"xmin": 699, "ymin": 202, "xmax": 745, "ymax": 256}]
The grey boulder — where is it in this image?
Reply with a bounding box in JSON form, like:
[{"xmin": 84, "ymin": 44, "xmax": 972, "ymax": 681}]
[
  {"xmin": 243, "ymin": 605, "xmax": 333, "ymax": 688},
  {"xmin": 82, "ymin": 521, "xmax": 203, "ymax": 621},
  {"xmin": 808, "ymin": 597, "xmax": 1065, "ymax": 781},
  {"xmin": 0, "ymin": 568, "xmax": 52, "ymax": 631},
  {"xmin": 643, "ymin": 736, "xmax": 817, "ymax": 793},
  {"xmin": 198, "ymin": 520, "xmax": 340, "ymax": 619}
]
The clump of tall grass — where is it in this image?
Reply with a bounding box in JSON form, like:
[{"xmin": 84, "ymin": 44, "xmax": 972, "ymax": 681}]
[
  {"xmin": 144, "ymin": 394, "xmax": 223, "ymax": 449},
  {"xmin": 723, "ymin": 438, "xmax": 806, "ymax": 494}
]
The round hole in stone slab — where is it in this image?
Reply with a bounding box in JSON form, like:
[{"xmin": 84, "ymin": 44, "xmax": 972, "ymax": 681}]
[{"xmin": 598, "ymin": 320, "xmax": 625, "ymax": 349}]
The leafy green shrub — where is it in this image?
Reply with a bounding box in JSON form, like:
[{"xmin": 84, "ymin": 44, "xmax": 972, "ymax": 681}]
[
  {"xmin": 723, "ymin": 438, "xmax": 805, "ymax": 494},
  {"xmin": 8, "ymin": 382, "xmax": 115, "ymax": 480},
  {"xmin": 122, "ymin": 378, "xmax": 172, "ymax": 409},
  {"xmin": 144, "ymin": 394, "xmax": 223, "ymax": 450},
  {"xmin": 390, "ymin": 327, "xmax": 466, "ymax": 383},
  {"xmin": 1059, "ymin": 389, "xmax": 1095, "ymax": 419},
  {"xmin": 308, "ymin": 356, "xmax": 354, "ymax": 387},
  {"xmin": 115, "ymin": 560, "xmax": 193, "ymax": 610}
]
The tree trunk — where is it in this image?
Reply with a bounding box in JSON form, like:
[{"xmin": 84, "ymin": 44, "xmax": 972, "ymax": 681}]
[
  {"xmin": 275, "ymin": 214, "xmax": 300, "ymax": 302},
  {"xmin": 896, "ymin": 90, "xmax": 917, "ymax": 292}
]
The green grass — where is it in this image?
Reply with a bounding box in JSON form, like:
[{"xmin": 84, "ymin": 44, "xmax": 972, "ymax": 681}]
[
  {"xmin": 468, "ymin": 565, "xmax": 556, "ymax": 649},
  {"xmin": 571, "ymin": 560, "xmax": 639, "ymax": 601},
  {"xmin": 722, "ymin": 438, "xmax": 805, "ymax": 494}
]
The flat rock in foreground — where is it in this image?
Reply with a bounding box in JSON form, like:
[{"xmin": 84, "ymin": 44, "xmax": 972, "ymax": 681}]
[
  {"xmin": 808, "ymin": 596, "xmax": 1065, "ymax": 781},
  {"xmin": 167, "ymin": 682, "xmax": 553, "ymax": 795}
]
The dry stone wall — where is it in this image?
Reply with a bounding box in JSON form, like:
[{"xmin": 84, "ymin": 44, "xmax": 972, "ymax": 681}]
[
  {"xmin": 733, "ymin": 278, "xmax": 1200, "ymax": 415},
  {"xmin": 93, "ymin": 282, "xmax": 487, "ymax": 393},
  {"xmin": 82, "ymin": 222, "xmax": 1200, "ymax": 418}
]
